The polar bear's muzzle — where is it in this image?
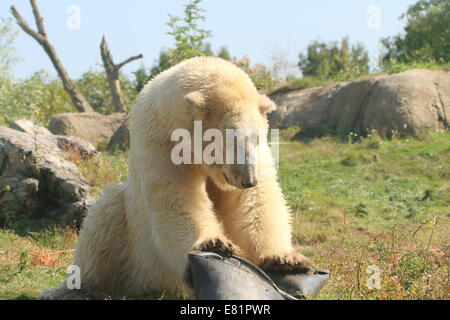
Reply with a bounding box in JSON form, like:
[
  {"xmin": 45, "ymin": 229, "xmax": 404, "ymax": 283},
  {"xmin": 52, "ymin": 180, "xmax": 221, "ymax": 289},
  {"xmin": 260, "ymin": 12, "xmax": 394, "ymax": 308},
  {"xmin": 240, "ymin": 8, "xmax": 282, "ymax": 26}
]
[{"xmin": 225, "ymin": 163, "xmax": 257, "ymax": 190}]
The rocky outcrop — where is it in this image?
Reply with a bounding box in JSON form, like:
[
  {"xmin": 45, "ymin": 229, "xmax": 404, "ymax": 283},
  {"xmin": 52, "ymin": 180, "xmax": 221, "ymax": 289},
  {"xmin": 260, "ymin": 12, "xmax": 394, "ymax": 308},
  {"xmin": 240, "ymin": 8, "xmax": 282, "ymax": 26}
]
[
  {"xmin": 7, "ymin": 118, "xmax": 96, "ymax": 160},
  {"xmin": 108, "ymin": 117, "xmax": 130, "ymax": 151},
  {"xmin": 269, "ymin": 69, "xmax": 450, "ymax": 137},
  {"xmin": 49, "ymin": 112, "xmax": 128, "ymax": 145},
  {"xmin": 54, "ymin": 136, "xmax": 96, "ymax": 160},
  {"xmin": 9, "ymin": 119, "xmax": 52, "ymax": 136},
  {"xmin": 0, "ymin": 127, "xmax": 94, "ymax": 226}
]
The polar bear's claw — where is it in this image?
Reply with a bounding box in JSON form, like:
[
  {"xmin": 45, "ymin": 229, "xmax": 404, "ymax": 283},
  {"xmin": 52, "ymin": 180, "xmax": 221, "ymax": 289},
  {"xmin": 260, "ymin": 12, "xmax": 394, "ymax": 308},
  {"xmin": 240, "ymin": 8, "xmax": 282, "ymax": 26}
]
[
  {"xmin": 260, "ymin": 252, "xmax": 315, "ymax": 274},
  {"xmin": 194, "ymin": 238, "xmax": 237, "ymax": 257}
]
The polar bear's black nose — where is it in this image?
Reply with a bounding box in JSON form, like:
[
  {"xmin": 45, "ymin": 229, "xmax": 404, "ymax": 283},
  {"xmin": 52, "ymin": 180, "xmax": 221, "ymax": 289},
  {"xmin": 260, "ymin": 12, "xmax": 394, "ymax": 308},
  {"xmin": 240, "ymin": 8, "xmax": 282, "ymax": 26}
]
[{"xmin": 241, "ymin": 181, "xmax": 257, "ymax": 189}]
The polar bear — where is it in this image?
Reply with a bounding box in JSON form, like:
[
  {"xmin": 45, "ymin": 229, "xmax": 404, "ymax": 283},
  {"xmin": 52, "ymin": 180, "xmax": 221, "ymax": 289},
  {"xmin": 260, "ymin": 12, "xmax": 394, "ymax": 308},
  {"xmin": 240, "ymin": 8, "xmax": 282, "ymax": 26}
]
[{"xmin": 40, "ymin": 57, "xmax": 314, "ymax": 300}]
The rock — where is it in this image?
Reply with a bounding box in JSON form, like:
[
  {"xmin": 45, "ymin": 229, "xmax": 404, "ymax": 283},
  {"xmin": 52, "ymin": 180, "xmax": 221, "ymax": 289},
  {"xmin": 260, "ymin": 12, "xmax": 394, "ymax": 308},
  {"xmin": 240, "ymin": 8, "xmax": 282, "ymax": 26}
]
[
  {"xmin": 269, "ymin": 69, "xmax": 450, "ymax": 137},
  {"xmin": 54, "ymin": 136, "xmax": 96, "ymax": 160},
  {"xmin": 49, "ymin": 112, "xmax": 128, "ymax": 145},
  {"xmin": 0, "ymin": 126, "xmax": 94, "ymax": 226},
  {"xmin": 108, "ymin": 117, "xmax": 130, "ymax": 151},
  {"xmin": 0, "ymin": 175, "xmax": 41, "ymax": 216},
  {"xmin": 8, "ymin": 119, "xmax": 96, "ymax": 160},
  {"xmin": 9, "ymin": 119, "xmax": 52, "ymax": 135}
]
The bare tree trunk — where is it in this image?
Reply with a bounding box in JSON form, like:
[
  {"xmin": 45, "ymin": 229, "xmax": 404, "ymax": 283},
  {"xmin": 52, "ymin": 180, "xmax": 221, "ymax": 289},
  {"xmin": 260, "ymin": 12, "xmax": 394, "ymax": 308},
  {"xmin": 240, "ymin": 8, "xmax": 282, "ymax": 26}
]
[
  {"xmin": 100, "ymin": 37, "xmax": 143, "ymax": 113},
  {"xmin": 11, "ymin": 0, "xmax": 94, "ymax": 113}
]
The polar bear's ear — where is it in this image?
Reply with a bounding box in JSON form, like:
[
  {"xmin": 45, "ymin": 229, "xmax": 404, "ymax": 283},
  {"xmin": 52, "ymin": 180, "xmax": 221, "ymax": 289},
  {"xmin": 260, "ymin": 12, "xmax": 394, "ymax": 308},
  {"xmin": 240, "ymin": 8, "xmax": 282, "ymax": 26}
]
[
  {"xmin": 185, "ymin": 91, "xmax": 206, "ymax": 108},
  {"xmin": 259, "ymin": 95, "xmax": 276, "ymax": 114}
]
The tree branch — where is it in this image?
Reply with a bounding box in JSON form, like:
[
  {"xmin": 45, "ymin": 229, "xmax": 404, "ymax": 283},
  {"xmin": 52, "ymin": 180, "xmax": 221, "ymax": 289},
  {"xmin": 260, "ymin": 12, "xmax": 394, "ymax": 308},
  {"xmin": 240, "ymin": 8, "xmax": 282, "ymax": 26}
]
[
  {"xmin": 30, "ymin": 0, "xmax": 47, "ymax": 37},
  {"xmin": 11, "ymin": 1, "xmax": 94, "ymax": 113},
  {"xmin": 116, "ymin": 54, "xmax": 144, "ymax": 71},
  {"xmin": 100, "ymin": 36, "xmax": 115, "ymax": 72},
  {"xmin": 100, "ymin": 36, "xmax": 143, "ymax": 113},
  {"xmin": 10, "ymin": 6, "xmax": 45, "ymax": 44}
]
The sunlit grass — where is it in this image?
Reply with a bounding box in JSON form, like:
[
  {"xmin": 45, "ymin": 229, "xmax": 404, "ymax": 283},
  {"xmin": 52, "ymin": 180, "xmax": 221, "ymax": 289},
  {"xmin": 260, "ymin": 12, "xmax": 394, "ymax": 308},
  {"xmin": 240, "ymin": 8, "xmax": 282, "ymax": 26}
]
[{"xmin": 280, "ymin": 130, "xmax": 450, "ymax": 300}]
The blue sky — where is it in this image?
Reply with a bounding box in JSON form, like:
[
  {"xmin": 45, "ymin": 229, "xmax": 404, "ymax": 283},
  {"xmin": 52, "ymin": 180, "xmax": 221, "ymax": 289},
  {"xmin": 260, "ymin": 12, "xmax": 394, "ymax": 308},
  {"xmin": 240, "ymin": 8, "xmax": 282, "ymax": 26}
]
[{"xmin": 0, "ymin": 0, "xmax": 416, "ymax": 80}]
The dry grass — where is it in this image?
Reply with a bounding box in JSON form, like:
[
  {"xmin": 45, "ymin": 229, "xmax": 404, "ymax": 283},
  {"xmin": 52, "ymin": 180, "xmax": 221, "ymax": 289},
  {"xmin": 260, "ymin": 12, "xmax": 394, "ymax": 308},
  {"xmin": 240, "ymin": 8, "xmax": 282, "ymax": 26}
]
[
  {"xmin": 76, "ymin": 150, "xmax": 129, "ymax": 195},
  {"xmin": 0, "ymin": 227, "xmax": 78, "ymax": 299},
  {"xmin": 298, "ymin": 216, "xmax": 449, "ymax": 300}
]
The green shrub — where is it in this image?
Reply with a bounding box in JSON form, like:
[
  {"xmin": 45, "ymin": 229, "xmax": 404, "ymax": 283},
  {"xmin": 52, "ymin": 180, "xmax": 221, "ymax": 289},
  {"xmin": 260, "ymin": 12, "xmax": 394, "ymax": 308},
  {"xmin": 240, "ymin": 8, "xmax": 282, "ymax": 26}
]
[
  {"xmin": 0, "ymin": 72, "xmax": 74, "ymax": 127},
  {"xmin": 77, "ymin": 70, "xmax": 137, "ymax": 114},
  {"xmin": 233, "ymin": 57, "xmax": 277, "ymax": 91},
  {"xmin": 149, "ymin": 0, "xmax": 213, "ymax": 79},
  {"xmin": 381, "ymin": 0, "xmax": 450, "ymax": 69},
  {"xmin": 384, "ymin": 62, "xmax": 450, "ymax": 74},
  {"xmin": 0, "ymin": 70, "xmax": 137, "ymax": 127},
  {"xmin": 298, "ymin": 37, "xmax": 370, "ymax": 80}
]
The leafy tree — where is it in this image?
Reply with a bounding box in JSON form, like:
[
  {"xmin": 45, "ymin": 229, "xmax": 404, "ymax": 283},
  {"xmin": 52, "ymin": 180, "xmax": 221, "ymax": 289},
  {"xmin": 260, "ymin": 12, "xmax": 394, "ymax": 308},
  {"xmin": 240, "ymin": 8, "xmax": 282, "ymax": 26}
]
[
  {"xmin": 150, "ymin": 0, "xmax": 212, "ymax": 78},
  {"xmin": 0, "ymin": 71, "xmax": 74, "ymax": 126},
  {"xmin": 77, "ymin": 71, "xmax": 137, "ymax": 114},
  {"xmin": 143, "ymin": 1, "xmax": 275, "ymax": 91},
  {"xmin": 166, "ymin": 0, "xmax": 212, "ymax": 62},
  {"xmin": 133, "ymin": 66, "xmax": 150, "ymax": 93},
  {"xmin": 298, "ymin": 38, "xmax": 369, "ymax": 79},
  {"xmin": 381, "ymin": 0, "xmax": 450, "ymax": 67},
  {"xmin": 149, "ymin": 49, "xmax": 176, "ymax": 79},
  {"xmin": 217, "ymin": 46, "xmax": 232, "ymax": 61},
  {"xmin": 0, "ymin": 17, "xmax": 19, "ymax": 79},
  {"xmin": 1, "ymin": 70, "xmax": 138, "ymax": 127},
  {"xmin": 233, "ymin": 57, "xmax": 277, "ymax": 91}
]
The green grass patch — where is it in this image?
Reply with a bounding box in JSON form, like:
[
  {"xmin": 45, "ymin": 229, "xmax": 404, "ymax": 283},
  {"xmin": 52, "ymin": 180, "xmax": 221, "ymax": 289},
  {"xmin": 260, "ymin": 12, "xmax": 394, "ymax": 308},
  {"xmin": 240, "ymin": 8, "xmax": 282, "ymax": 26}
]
[{"xmin": 279, "ymin": 130, "xmax": 450, "ymax": 299}]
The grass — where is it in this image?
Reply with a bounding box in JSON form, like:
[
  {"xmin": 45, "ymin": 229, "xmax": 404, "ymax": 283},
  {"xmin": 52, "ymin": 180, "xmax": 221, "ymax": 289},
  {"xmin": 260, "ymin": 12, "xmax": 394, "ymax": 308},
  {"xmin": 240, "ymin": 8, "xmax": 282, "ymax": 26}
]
[
  {"xmin": 0, "ymin": 225, "xmax": 77, "ymax": 300},
  {"xmin": 281, "ymin": 130, "xmax": 450, "ymax": 300},
  {"xmin": 383, "ymin": 62, "xmax": 450, "ymax": 75},
  {"xmin": 1, "ymin": 130, "xmax": 449, "ymax": 300},
  {"xmin": 269, "ymin": 77, "xmax": 337, "ymax": 95}
]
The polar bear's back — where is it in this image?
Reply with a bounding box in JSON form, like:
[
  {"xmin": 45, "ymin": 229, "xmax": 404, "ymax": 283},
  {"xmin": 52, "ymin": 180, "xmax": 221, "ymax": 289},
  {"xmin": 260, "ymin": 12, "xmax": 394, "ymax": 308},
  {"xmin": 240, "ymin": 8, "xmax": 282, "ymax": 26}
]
[
  {"xmin": 129, "ymin": 56, "xmax": 261, "ymax": 142},
  {"xmin": 154, "ymin": 56, "xmax": 253, "ymax": 89},
  {"xmin": 134, "ymin": 57, "xmax": 257, "ymax": 112}
]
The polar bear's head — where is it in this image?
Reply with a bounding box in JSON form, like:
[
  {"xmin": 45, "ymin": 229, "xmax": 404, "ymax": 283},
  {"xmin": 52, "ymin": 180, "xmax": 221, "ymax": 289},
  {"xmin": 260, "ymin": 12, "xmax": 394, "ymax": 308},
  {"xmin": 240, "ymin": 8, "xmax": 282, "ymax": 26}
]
[{"xmin": 185, "ymin": 90, "xmax": 276, "ymax": 191}]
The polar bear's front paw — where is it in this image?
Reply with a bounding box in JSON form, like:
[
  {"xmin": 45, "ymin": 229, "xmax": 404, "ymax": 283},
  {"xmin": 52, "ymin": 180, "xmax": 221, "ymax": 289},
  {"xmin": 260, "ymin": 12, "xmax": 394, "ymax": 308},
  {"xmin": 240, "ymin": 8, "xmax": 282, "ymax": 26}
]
[
  {"xmin": 193, "ymin": 237, "xmax": 237, "ymax": 257},
  {"xmin": 260, "ymin": 252, "xmax": 315, "ymax": 274}
]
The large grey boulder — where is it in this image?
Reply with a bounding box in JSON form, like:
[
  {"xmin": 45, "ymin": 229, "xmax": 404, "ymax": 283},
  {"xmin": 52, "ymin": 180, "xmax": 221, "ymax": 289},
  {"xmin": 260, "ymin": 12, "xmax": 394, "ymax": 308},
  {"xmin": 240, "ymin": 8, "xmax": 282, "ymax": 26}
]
[
  {"xmin": 0, "ymin": 127, "xmax": 94, "ymax": 226},
  {"xmin": 8, "ymin": 119, "xmax": 52, "ymax": 136},
  {"xmin": 7, "ymin": 119, "xmax": 96, "ymax": 160},
  {"xmin": 49, "ymin": 112, "xmax": 127, "ymax": 145},
  {"xmin": 269, "ymin": 69, "xmax": 450, "ymax": 137}
]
